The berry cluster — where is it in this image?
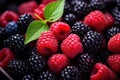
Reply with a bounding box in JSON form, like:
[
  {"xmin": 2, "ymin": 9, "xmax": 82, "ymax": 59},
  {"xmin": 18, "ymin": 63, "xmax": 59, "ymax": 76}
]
[{"xmin": 0, "ymin": 0, "xmax": 120, "ymax": 80}]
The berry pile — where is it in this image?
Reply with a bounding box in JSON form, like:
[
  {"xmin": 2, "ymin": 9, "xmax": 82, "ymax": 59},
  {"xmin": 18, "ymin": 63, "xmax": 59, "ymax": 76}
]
[{"xmin": 0, "ymin": 0, "xmax": 120, "ymax": 80}]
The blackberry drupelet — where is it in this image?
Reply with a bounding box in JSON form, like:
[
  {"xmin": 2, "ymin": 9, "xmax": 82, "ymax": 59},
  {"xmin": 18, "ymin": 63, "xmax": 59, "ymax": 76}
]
[
  {"xmin": 0, "ymin": 26, "xmax": 6, "ymax": 49},
  {"xmin": 63, "ymin": 13, "xmax": 78, "ymax": 26},
  {"xmin": 82, "ymin": 31, "xmax": 103, "ymax": 53},
  {"xmin": 76, "ymin": 52, "xmax": 95, "ymax": 73},
  {"xmin": 5, "ymin": 21, "xmax": 19, "ymax": 36},
  {"xmin": 72, "ymin": 21, "xmax": 91, "ymax": 39},
  {"xmin": 4, "ymin": 34, "xmax": 25, "ymax": 53},
  {"xmin": 38, "ymin": 71, "xmax": 56, "ymax": 80},
  {"xmin": 22, "ymin": 74, "xmax": 34, "ymax": 80},
  {"xmin": 90, "ymin": 0, "xmax": 105, "ymax": 11},
  {"xmin": 17, "ymin": 13, "xmax": 34, "ymax": 34},
  {"xmin": 105, "ymin": 26, "xmax": 120, "ymax": 40},
  {"xmin": 7, "ymin": 59, "xmax": 28, "ymax": 77},
  {"xmin": 95, "ymin": 50, "xmax": 111, "ymax": 64},
  {"xmin": 28, "ymin": 54, "xmax": 46, "ymax": 73},
  {"xmin": 61, "ymin": 66, "xmax": 80, "ymax": 80},
  {"xmin": 72, "ymin": 1, "xmax": 91, "ymax": 18}
]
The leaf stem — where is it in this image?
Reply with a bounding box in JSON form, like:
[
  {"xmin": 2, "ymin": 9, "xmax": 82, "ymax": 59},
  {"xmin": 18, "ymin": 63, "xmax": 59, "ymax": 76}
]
[{"xmin": 34, "ymin": 14, "xmax": 46, "ymax": 23}]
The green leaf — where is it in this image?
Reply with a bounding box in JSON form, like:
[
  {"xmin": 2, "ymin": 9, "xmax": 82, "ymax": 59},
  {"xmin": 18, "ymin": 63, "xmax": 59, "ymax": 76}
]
[
  {"xmin": 24, "ymin": 20, "xmax": 49, "ymax": 44},
  {"xmin": 44, "ymin": 0, "xmax": 65, "ymax": 22}
]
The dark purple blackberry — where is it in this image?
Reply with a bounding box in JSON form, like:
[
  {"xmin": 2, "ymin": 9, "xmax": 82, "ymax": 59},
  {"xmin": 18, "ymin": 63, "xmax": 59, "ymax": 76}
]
[
  {"xmin": 17, "ymin": 13, "xmax": 34, "ymax": 34},
  {"xmin": 5, "ymin": 21, "xmax": 19, "ymax": 36},
  {"xmin": 111, "ymin": 7, "xmax": 120, "ymax": 26},
  {"xmin": 0, "ymin": 26, "xmax": 6, "ymax": 49},
  {"xmin": 72, "ymin": 1, "xmax": 91, "ymax": 18},
  {"xmin": 7, "ymin": 59, "xmax": 28, "ymax": 77},
  {"xmin": 61, "ymin": 66, "xmax": 80, "ymax": 80},
  {"xmin": 104, "ymin": 0, "xmax": 116, "ymax": 11},
  {"xmin": 63, "ymin": 13, "xmax": 78, "ymax": 26},
  {"xmin": 76, "ymin": 52, "xmax": 95, "ymax": 73},
  {"xmin": 22, "ymin": 74, "xmax": 34, "ymax": 80},
  {"xmin": 95, "ymin": 50, "xmax": 111, "ymax": 64},
  {"xmin": 105, "ymin": 26, "xmax": 120, "ymax": 40},
  {"xmin": 3, "ymin": 34, "xmax": 25, "ymax": 53},
  {"xmin": 38, "ymin": 71, "xmax": 55, "ymax": 80},
  {"xmin": 90, "ymin": 0, "xmax": 105, "ymax": 11},
  {"xmin": 82, "ymin": 31, "xmax": 103, "ymax": 53},
  {"xmin": 28, "ymin": 54, "xmax": 46, "ymax": 73},
  {"xmin": 64, "ymin": 1, "xmax": 72, "ymax": 14},
  {"xmin": 72, "ymin": 21, "xmax": 91, "ymax": 38}
]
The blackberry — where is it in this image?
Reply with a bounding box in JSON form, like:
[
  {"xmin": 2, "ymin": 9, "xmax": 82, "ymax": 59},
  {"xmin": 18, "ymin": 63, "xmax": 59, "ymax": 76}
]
[
  {"xmin": 82, "ymin": 31, "xmax": 103, "ymax": 53},
  {"xmin": 72, "ymin": 1, "xmax": 91, "ymax": 18},
  {"xmin": 7, "ymin": 59, "xmax": 28, "ymax": 77},
  {"xmin": 62, "ymin": 13, "xmax": 78, "ymax": 26},
  {"xmin": 95, "ymin": 50, "xmax": 111, "ymax": 64},
  {"xmin": 0, "ymin": 26, "xmax": 6, "ymax": 49},
  {"xmin": 105, "ymin": 26, "xmax": 120, "ymax": 40},
  {"xmin": 90, "ymin": 0, "xmax": 105, "ymax": 11},
  {"xmin": 61, "ymin": 66, "xmax": 80, "ymax": 80},
  {"xmin": 64, "ymin": 1, "xmax": 72, "ymax": 14},
  {"xmin": 5, "ymin": 21, "xmax": 19, "ymax": 36},
  {"xmin": 38, "ymin": 71, "xmax": 55, "ymax": 80},
  {"xmin": 22, "ymin": 74, "xmax": 34, "ymax": 80},
  {"xmin": 76, "ymin": 52, "xmax": 95, "ymax": 73},
  {"xmin": 28, "ymin": 54, "xmax": 46, "ymax": 73},
  {"xmin": 17, "ymin": 13, "xmax": 34, "ymax": 34},
  {"xmin": 104, "ymin": 0, "xmax": 116, "ymax": 11},
  {"xmin": 4, "ymin": 34, "xmax": 25, "ymax": 53},
  {"xmin": 72, "ymin": 21, "xmax": 91, "ymax": 38},
  {"xmin": 111, "ymin": 7, "xmax": 120, "ymax": 25}
]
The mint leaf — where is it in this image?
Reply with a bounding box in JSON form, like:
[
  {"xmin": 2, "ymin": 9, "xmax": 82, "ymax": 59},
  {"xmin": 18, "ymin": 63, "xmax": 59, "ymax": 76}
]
[
  {"xmin": 44, "ymin": 0, "xmax": 65, "ymax": 22},
  {"xmin": 24, "ymin": 20, "xmax": 49, "ymax": 44}
]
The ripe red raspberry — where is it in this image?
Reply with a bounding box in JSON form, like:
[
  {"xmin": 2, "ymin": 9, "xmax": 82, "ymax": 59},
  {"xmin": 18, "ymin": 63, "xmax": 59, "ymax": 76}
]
[
  {"xmin": 105, "ymin": 13, "xmax": 114, "ymax": 27},
  {"xmin": 91, "ymin": 63, "xmax": 117, "ymax": 80},
  {"xmin": 0, "ymin": 11, "xmax": 18, "ymax": 27},
  {"xmin": 48, "ymin": 54, "xmax": 69, "ymax": 73},
  {"xmin": 107, "ymin": 54, "xmax": 120, "ymax": 72},
  {"xmin": 108, "ymin": 33, "xmax": 120, "ymax": 53},
  {"xmin": 42, "ymin": 0, "xmax": 57, "ymax": 5},
  {"xmin": 18, "ymin": 1, "xmax": 38, "ymax": 15},
  {"xmin": 50, "ymin": 22, "xmax": 71, "ymax": 41},
  {"xmin": 84, "ymin": 10, "xmax": 107, "ymax": 32},
  {"xmin": 36, "ymin": 31, "xmax": 58, "ymax": 56},
  {"xmin": 34, "ymin": 4, "xmax": 45, "ymax": 20},
  {"xmin": 0, "ymin": 48, "xmax": 14, "ymax": 68},
  {"xmin": 61, "ymin": 34, "xmax": 83, "ymax": 59}
]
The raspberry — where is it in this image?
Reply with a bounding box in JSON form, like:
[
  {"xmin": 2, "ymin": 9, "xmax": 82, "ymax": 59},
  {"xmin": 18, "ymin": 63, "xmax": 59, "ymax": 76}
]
[
  {"xmin": 36, "ymin": 31, "xmax": 58, "ymax": 56},
  {"xmin": 5, "ymin": 21, "xmax": 19, "ymax": 36},
  {"xmin": 76, "ymin": 52, "xmax": 95, "ymax": 73},
  {"xmin": 0, "ymin": 48, "xmax": 14, "ymax": 68},
  {"xmin": 61, "ymin": 34, "xmax": 83, "ymax": 59},
  {"xmin": 82, "ymin": 31, "xmax": 103, "ymax": 53},
  {"xmin": 50, "ymin": 22, "xmax": 71, "ymax": 41},
  {"xmin": 4, "ymin": 34, "xmax": 25, "ymax": 53},
  {"xmin": 18, "ymin": 1, "xmax": 38, "ymax": 15},
  {"xmin": 84, "ymin": 10, "xmax": 107, "ymax": 32},
  {"xmin": 71, "ymin": 21, "xmax": 91, "ymax": 39},
  {"xmin": 105, "ymin": 26, "xmax": 120, "ymax": 40},
  {"xmin": 107, "ymin": 54, "xmax": 120, "ymax": 72},
  {"xmin": 90, "ymin": 63, "xmax": 117, "ymax": 80},
  {"xmin": 17, "ymin": 13, "xmax": 34, "ymax": 34},
  {"xmin": 28, "ymin": 54, "xmax": 46, "ymax": 73},
  {"xmin": 48, "ymin": 54, "xmax": 69, "ymax": 73},
  {"xmin": 0, "ymin": 11, "xmax": 18, "ymax": 27},
  {"xmin": 61, "ymin": 66, "xmax": 80, "ymax": 80},
  {"xmin": 22, "ymin": 74, "xmax": 35, "ymax": 80},
  {"xmin": 37, "ymin": 71, "xmax": 56, "ymax": 80},
  {"xmin": 7, "ymin": 59, "xmax": 28, "ymax": 77},
  {"xmin": 34, "ymin": 4, "xmax": 45, "ymax": 20},
  {"xmin": 72, "ymin": 1, "xmax": 91, "ymax": 17},
  {"xmin": 108, "ymin": 33, "xmax": 120, "ymax": 53},
  {"xmin": 42, "ymin": 0, "xmax": 57, "ymax": 5},
  {"xmin": 90, "ymin": 0, "xmax": 105, "ymax": 11},
  {"xmin": 62, "ymin": 13, "xmax": 78, "ymax": 26}
]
